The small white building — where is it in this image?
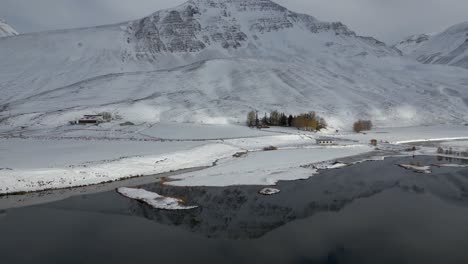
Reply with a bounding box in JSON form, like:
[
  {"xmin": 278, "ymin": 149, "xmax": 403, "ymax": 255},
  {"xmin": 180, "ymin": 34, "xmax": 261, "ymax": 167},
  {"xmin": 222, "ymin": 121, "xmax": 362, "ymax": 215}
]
[{"xmin": 316, "ymin": 139, "xmax": 336, "ymax": 145}]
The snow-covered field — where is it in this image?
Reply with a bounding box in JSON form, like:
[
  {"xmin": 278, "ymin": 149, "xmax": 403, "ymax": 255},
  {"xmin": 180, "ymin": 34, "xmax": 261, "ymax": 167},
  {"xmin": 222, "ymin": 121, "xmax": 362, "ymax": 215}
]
[
  {"xmin": 0, "ymin": 124, "xmax": 466, "ymax": 195},
  {"xmin": 332, "ymin": 125, "xmax": 468, "ymax": 144},
  {"xmin": 0, "ymin": 138, "xmax": 204, "ymax": 169},
  {"xmin": 168, "ymin": 145, "xmax": 371, "ymax": 187},
  {"xmin": 0, "ymin": 142, "xmax": 238, "ymax": 194},
  {"xmin": 139, "ymin": 122, "xmax": 273, "ymax": 140}
]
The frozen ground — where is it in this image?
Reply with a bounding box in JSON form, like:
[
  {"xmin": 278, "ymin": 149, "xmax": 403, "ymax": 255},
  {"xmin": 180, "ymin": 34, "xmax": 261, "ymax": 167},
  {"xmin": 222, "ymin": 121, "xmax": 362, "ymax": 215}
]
[
  {"xmin": 139, "ymin": 122, "xmax": 274, "ymax": 140},
  {"xmin": 331, "ymin": 125, "xmax": 468, "ymax": 144},
  {"xmin": 0, "ymin": 143, "xmax": 239, "ymax": 194},
  {"xmin": 0, "ymin": 138, "xmax": 204, "ymax": 169},
  {"xmin": 168, "ymin": 146, "xmax": 372, "ymax": 187},
  {"xmin": 0, "ymin": 124, "xmax": 467, "ymax": 194}
]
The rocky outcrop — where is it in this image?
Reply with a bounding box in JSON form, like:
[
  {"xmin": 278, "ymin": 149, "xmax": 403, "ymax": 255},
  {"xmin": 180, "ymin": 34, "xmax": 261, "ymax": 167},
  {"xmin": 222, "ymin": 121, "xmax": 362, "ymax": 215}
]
[{"xmin": 127, "ymin": 0, "xmax": 396, "ymax": 56}]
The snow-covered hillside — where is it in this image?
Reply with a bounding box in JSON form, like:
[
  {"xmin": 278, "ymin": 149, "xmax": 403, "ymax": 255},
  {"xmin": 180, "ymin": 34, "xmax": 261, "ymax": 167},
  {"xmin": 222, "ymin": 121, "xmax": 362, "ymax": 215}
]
[
  {"xmin": 394, "ymin": 34, "xmax": 432, "ymax": 54},
  {"xmin": 0, "ymin": 0, "xmax": 467, "ymax": 132},
  {"xmin": 0, "ymin": 19, "xmax": 18, "ymax": 37},
  {"xmin": 395, "ymin": 22, "xmax": 468, "ymax": 69}
]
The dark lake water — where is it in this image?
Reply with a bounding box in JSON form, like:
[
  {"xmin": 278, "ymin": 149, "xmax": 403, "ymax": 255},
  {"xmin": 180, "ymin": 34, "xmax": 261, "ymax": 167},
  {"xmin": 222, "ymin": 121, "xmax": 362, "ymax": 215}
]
[{"xmin": 1, "ymin": 156, "xmax": 468, "ymax": 264}]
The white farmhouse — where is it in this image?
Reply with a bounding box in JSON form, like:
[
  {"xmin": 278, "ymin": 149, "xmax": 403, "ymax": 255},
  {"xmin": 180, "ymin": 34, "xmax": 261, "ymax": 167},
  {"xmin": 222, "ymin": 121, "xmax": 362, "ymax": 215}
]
[{"xmin": 316, "ymin": 139, "xmax": 336, "ymax": 145}]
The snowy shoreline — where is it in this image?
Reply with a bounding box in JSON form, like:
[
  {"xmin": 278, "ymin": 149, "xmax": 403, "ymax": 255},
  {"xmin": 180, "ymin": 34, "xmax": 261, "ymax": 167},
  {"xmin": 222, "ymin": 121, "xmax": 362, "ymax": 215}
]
[{"xmin": 0, "ymin": 125, "xmax": 467, "ymax": 195}]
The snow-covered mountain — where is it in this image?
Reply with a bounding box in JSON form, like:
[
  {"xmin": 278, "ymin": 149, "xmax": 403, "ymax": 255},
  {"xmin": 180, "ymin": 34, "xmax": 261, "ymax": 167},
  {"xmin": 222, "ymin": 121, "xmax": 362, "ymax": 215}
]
[
  {"xmin": 0, "ymin": 19, "xmax": 18, "ymax": 37},
  {"xmin": 0, "ymin": 0, "xmax": 467, "ymax": 132},
  {"xmin": 395, "ymin": 22, "xmax": 468, "ymax": 69},
  {"xmin": 394, "ymin": 34, "xmax": 432, "ymax": 54},
  {"xmin": 128, "ymin": 0, "xmax": 399, "ymax": 57}
]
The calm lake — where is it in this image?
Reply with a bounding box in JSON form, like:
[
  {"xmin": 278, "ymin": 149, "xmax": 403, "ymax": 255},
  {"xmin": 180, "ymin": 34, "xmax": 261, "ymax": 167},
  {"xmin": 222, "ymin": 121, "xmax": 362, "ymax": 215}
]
[{"xmin": 1, "ymin": 156, "xmax": 468, "ymax": 264}]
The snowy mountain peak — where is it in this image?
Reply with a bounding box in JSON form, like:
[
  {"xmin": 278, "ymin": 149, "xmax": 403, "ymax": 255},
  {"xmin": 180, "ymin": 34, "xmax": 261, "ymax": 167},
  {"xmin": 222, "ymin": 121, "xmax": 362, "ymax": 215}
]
[
  {"xmin": 128, "ymin": 0, "xmax": 397, "ymax": 56},
  {"xmin": 0, "ymin": 19, "xmax": 18, "ymax": 37},
  {"xmin": 396, "ymin": 21, "xmax": 468, "ymax": 69}
]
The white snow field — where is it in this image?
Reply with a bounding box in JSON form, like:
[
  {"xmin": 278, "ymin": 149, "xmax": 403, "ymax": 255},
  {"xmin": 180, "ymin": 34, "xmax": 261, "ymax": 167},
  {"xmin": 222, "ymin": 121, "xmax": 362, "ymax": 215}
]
[
  {"xmin": 0, "ymin": 124, "xmax": 466, "ymax": 194},
  {"xmin": 168, "ymin": 145, "xmax": 372, "ymax": 187},
  {"xmin": 0, "ymin": 138, "xmax": 204, "ymax": 169},
  {"xmin": 0, "ymin": 127, "xmax": 337, "ymax": 194},
  {"xmin": 138, "ymin": 122, "xmax": 273, "ymax": 140},
  {"xmin": 0, "ymin": 142, "xmax": 239, "ymax": 194},
  {"xmin": 117, "ymin": 187, "xmax": 198, "ymax": 210},
  {"xmin": 332, "ymin": 125, "xmax": 468, "ymax": 144}
]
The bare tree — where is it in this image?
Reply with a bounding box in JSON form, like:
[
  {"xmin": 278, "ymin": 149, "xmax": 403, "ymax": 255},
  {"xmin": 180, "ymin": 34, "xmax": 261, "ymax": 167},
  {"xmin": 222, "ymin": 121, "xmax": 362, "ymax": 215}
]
[
  {"xmin": 246, "ymin": 111, "xmax": 256, "ymax": 127},
  {"xmin": 353, "ymin": 120, "xmax": 373, "ymax": 133}
]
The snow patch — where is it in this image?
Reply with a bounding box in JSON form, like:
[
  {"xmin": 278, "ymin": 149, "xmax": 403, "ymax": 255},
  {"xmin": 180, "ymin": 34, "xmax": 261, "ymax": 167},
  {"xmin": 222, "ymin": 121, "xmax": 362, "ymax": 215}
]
[
  {"xmin": 117, "ymin": 187, "xmax": 198, "ymax": 210},
  {"xmin": 435, "ymin": 164, "xmax": 468, "ymax": 168},
  {"xmin": 398, "ymin": 164, "xmax": 432, "ymax": 174},
  {"xmin": 259, "ymin": 188, "xmax": 280, "ymax": 195},
  {"xmin": 313, "ymin": 161, "xmax": 349, "ymax": 170},
  {"xmin": 167, "ymin": 145, "xmax": 373, "ymax": 187}
]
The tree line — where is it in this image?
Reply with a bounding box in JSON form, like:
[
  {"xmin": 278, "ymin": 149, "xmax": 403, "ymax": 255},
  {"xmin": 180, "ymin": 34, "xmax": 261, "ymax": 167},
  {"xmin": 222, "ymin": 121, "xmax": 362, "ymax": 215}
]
[{"xmin": 247, "ymin": 110, "xmax": 327, "ymax": 131}]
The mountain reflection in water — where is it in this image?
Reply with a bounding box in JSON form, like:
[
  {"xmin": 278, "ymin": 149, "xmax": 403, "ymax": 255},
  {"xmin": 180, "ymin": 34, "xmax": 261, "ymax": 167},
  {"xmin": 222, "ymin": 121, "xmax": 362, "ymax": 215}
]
[
  {"xmin": 1, "ymin": 156, "xmax": 468, "ymax": 264},
  {"xmin": 120, "ymin": 156, "xmax": 468, "ymax": 239}
]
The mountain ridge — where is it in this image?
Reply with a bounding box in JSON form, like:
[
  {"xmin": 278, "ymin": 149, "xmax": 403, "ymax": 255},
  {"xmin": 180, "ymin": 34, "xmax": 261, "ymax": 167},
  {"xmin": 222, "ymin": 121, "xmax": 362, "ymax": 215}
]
[
  {"xmin": 394, "ymin": 21, "xmax": 468, "ymax": 69},
  {"xmin": 127, "ymin": 0, "xmax": 399, "ymax": 57}
]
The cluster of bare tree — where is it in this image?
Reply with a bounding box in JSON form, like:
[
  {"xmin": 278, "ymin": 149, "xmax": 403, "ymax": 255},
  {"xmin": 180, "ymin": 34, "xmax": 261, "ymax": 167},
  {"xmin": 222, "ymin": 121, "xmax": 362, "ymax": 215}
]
[
  {"xmin": 353, "ymin": 120, "xmax": 373, "ymax": 133},
  {"xmin": 247, "ymin": 110, "xmax": 327, "ymax": 131},
  {"xmin": 291, "ymin": 112, "xmax": 327, "ymax": 131}
]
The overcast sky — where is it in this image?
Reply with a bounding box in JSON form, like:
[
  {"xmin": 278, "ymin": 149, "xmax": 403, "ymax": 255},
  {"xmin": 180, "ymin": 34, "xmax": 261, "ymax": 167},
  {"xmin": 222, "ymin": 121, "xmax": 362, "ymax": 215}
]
[{"xmin": 1, "ymin": 0, "xmax": 467, "ymax": 43}]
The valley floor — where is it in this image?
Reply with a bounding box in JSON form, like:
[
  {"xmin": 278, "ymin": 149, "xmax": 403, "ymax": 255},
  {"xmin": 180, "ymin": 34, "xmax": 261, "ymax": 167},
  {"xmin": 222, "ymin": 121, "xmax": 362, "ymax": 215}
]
[{"xmin": 0, "ymin": 123, "xmax": 467, "ymax": 195}]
